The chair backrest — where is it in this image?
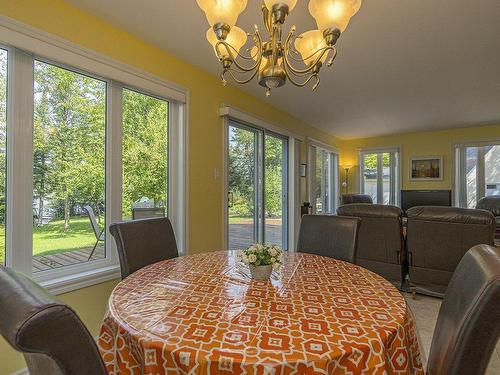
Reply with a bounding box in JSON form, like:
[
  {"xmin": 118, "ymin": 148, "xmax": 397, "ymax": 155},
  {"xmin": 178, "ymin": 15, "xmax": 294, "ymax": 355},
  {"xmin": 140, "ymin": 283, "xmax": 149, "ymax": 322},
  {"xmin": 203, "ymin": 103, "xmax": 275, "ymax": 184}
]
[
  {"xmin": 83, "ymin": 205, "xmax": 101, "ymax": 239},
  {"xmin": 427, "ymin": 245, "xmax": 500, "ymax": 375},
  {"xmin": 297, "ymin": 215, "xmax": 361, "ymax": 263},
  {"xmin": 341, "ymin": 194, "xmax": 373, "ymax": 205},
  {"xmin": 109, "ymin": 217, "xmax": 179, "ymax": 279},
  {"xmin": 0, "ymin": 266, "xmax": 107, "ymax": 375},
  {"xmin": 407, "ymin": 206, "xmax": 495, "ymax": 272},
  {"xmin": 337, "ymin": 204, "xmax": 404, "ymax": 280},
  {"xmin": 476, "ymin": 195, "xmax": 500, "ymax": 218}
]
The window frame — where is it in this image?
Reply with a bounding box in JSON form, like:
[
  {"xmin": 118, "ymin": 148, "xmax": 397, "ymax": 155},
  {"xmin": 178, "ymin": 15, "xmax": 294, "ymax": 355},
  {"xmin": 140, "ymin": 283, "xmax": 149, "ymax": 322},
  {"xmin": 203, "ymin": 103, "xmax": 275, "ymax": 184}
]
[
  {"xmin": 0, "ymin": 22, "xmax": 188, "ymax": 294},
  {"xmin": 453, "ymin": 139, "xmax": 500, "ymax": 208},
  {"xmin": 358, "ymin": 147, "xmax": 401, "ymax": 206}
]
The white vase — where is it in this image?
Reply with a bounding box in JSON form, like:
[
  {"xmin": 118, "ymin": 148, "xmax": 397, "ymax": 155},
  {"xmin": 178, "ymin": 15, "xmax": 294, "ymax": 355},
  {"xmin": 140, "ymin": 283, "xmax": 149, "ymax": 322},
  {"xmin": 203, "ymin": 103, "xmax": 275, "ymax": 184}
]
[{"xmin": 249, "ymin": 264, "xmax": 273, "ymax": 280}]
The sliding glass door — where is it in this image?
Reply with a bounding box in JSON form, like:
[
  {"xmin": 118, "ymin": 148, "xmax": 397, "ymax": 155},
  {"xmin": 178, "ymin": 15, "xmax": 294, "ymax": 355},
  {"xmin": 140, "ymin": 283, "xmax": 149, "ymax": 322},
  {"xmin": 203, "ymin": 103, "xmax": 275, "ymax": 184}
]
[
  {"xmin": 455, "ymin": 143, "xmax": 500, "ymax": 208},
  {"xmin": 227, "ymin": 121, "xmax": 288, "ymax": 250},
  {"xmin": 311, "ymin": 147, "xmax": 339, "ymax": 214},
  {"xmin": 360, "ymin": 150, "xmax": 399, "ymax": 205}
]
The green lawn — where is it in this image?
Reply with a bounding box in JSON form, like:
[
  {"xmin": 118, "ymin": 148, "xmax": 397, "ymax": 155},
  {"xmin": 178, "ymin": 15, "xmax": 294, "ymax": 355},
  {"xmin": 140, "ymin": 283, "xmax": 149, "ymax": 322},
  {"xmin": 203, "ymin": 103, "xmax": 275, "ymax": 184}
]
[
  {"xmin": 228, "ymin": 215, "xmax": 253, "ymax": 224},
  {"xmin": 0, "ymin": 216, "xmax": 100, "ymax": 264}
]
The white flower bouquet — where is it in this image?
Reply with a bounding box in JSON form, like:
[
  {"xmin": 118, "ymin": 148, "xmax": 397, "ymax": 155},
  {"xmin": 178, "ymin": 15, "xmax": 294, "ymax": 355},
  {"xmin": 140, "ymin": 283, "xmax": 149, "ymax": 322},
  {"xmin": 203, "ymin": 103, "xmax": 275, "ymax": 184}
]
[{"xmin": 238, "ymin": 243, "xmax": 282, "ymax": 280}]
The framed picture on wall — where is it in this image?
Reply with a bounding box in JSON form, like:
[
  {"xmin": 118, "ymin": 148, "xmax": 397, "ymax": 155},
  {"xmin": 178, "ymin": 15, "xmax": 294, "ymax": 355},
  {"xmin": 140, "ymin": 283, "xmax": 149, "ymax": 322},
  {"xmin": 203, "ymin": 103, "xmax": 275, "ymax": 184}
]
[{"xmin": 409, "ymin": 156, "xmax": 443, "ymax": 181}]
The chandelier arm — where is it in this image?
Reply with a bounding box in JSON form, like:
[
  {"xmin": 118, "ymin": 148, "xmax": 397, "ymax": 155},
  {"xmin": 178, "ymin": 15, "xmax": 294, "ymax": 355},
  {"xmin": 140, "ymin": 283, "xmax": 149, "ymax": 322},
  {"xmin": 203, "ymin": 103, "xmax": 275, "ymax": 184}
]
[
  {"xmin": 284, "ymin": 67, "xmax": 317, "ymax": 88},
  {"xmin": 216, "ymin": 43, "xmax": 258, "ymax": 72},
  {"xmin": 326, "ymin": 47, "xmax": 338, "ymax": 67},
  {"xmin": 284, "ymin": 45, "xmax": 334, "ymax": 75},
  {"xmin": 215, "ymin": 29, "xmax": 263, "ymax": 72},
  {"xmin": 224, "ymin": 66, "xmax": 261, "ymax": 85},
  {"xmin": 287, "ymin": 47, "xmax": 330, "ymax": 64},
  {"xmin": 283, "ymin": 30, "xmax": 335, "ymax": 75}
]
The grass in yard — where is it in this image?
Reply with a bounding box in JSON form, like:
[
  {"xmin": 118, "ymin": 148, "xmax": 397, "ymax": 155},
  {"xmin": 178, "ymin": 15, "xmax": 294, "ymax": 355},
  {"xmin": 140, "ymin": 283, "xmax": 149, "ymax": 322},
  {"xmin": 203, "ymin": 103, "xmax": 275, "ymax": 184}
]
[
  {"xmin": 228, "ymin": 216, "xmax": 253, "ymax": 224},
  {"xmin": 0, "ymin": 216, "xmax": 101, "ymax": 264}
]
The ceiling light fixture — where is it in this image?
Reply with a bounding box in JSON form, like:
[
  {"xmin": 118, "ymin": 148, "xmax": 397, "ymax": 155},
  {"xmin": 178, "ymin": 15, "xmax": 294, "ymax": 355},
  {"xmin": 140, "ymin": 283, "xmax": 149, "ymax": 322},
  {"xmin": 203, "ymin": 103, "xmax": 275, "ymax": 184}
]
[{"xmin": 196, "ymin": 0, "xmax": 362, "ymax": 96}]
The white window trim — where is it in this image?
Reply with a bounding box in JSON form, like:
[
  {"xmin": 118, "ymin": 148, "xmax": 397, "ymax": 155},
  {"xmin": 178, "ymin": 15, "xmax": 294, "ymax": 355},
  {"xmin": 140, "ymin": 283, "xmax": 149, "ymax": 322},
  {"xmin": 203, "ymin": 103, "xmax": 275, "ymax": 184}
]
[
  {"xmin": 1, "ymin": 18, "xmax": 188, "ymax": 294},
  {"xmin": 220, "ymin": 106, "xmax": 301, "ymax": 252},
  {"xmin": 307, "ymin": 138, "xmax": 340, "ymax": 215},
  {"xmin": 452, "ymin": 138, "xmax": 500, "ymax": 208},
  {"xmin": 358, "ymin": 146, "xmax": 402, "ymax": 206}
]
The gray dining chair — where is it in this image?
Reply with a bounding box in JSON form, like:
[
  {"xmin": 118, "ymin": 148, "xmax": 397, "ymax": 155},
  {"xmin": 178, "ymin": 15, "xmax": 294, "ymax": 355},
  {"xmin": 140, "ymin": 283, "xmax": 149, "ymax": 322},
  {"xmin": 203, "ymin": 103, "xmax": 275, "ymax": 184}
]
[
  {"xmin": 427, "ymin": 244, "xmax": 500, "ymax": 375},
  {"xmin": 109, "ymin": 217, "xmax": 179, "ymax": 279},
  {"xmin": 297, "ymin": 214, "xmax": 361, "ymax": 263},
  {"xmin": 83, "ymin": 205, "xmax": 105, "ymax": 260},
  {"xmin": 0, "ymin": 265, "xmax": 108, "ymax": 375}
]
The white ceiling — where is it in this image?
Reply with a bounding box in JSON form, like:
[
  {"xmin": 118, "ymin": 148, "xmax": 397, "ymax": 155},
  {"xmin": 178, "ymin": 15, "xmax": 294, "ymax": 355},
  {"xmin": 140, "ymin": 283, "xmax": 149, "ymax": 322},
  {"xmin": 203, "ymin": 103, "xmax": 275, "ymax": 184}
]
[{"xmin": 66, "ymin": 0, "xmax": 500, "ymax": 138}]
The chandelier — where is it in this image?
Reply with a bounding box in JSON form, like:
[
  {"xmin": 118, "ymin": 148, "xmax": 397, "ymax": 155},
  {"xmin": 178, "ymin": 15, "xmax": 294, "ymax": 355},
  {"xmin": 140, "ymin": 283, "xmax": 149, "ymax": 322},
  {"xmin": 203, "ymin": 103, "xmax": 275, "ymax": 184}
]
[{"xmin": 196, "ymin": 0, "xmax": 362, "ymax": 95}]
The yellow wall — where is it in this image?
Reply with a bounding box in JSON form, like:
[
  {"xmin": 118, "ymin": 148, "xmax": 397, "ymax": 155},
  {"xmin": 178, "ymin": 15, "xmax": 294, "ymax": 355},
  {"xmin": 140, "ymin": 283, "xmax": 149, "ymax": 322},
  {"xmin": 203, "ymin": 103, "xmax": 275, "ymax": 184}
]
[
  {"xmin": 341, "ymin": 124, "xmax": 500, "ymax": 194},
  {"xmin": 0, "ymin": 0, "xmax": 342, "ymax": 373},
  {"xmin": 1, "ymin": 1, "xmax": 499, "ymax": 374}
]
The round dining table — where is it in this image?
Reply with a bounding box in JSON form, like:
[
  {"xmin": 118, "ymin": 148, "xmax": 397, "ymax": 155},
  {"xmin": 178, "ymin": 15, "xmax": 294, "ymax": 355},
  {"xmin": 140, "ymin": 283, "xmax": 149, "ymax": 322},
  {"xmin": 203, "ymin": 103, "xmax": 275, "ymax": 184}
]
[{"xmin": 99, "ymin": 251, "xmax": 423, "ymax": 374}]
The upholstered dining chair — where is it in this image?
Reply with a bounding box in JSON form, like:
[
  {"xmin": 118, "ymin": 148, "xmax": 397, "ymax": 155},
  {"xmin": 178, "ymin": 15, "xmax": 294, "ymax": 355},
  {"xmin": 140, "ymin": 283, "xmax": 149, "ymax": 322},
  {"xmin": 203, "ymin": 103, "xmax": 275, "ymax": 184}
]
[
  {"xmin": 0, "ymin": 265, "xmax": 108, "ymax": 375},
  {"xmin": 109, "ymin": 217, "xmax": 179, "ymax": 279},
  {"xmin": 297, "ymin": 215, "xmax": 361, "ymax": 263},
  {"xmin": 426, "ymin": 245, "xmax": 500, "ymax": 375}
]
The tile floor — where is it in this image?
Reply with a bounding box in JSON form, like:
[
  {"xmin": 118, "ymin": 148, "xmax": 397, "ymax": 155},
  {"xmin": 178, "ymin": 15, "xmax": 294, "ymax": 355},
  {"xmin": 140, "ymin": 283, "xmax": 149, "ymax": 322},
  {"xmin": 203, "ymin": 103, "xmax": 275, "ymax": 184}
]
[{"xmin": 404, "ymin": 293, "xmax": 500, "ymax": 374}]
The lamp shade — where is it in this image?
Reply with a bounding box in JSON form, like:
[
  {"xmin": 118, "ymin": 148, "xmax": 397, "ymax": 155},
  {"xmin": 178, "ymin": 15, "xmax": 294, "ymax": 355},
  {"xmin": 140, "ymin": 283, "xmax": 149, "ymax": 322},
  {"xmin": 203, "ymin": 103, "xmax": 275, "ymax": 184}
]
[
  {"xmin": 264, "ymin": 0, "xmax": 297, "ymax": 11},
  {"xmin": 308, "ymin": 0, "xmax": 362, "ymax": 32},
  {"xmin": 207, "ymin": 26, "xmax": 247, "ymax": 58},
  {"xmin": 197, "ymin": 0, "xmax": 248, "ymax": 27},
  {"xmin": 294, "ymin": 30, "xmax": 329, "ymax": 66}
]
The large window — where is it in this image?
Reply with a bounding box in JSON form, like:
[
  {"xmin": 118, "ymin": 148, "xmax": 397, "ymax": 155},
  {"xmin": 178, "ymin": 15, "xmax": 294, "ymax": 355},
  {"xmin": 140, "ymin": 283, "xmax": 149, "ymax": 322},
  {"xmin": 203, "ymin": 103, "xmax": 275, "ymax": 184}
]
[
  {"xmin": 309, "ymin": 145, "xmax": 339, "ymax": 214},
  {"xmin": 32, "ymin": 61, "xmax": 106, "ymax": 272},
  {"xmin": 227, "ymin": 121, "xmax": 289, "ymax": 250},
  {"xmin": 0, "ymin": 35, "xmax": 186, "ymax": 292},
  {"xmin": 455, "ymin": 142, "xmax": 500, "ymax": 208},
  {"xmin": 0, "ymin": 49, "xmax": 6, "ymax": 265},
  {"xmin": 122, "ymin": 89, "xmax": 168, "ymax": 220},
  {"xmin": 360, "ymin": 149, "xmax": 400, "ymax": 205}
]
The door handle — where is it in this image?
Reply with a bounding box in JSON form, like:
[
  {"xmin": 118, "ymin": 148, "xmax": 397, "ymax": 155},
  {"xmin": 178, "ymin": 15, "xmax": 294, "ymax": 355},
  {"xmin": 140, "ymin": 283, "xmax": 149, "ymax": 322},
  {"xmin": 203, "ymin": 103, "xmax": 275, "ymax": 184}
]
[{"xmin": 228, "ymin": 191, "xmax": 234, "ymax": 208}]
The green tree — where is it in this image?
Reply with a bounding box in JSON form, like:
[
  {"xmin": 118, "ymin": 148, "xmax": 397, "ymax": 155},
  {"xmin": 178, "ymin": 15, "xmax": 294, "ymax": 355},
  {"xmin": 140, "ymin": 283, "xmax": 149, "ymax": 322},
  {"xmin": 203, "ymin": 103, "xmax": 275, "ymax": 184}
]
[
  {"xmin": 34, "ymin": 62, "xmax": 105, "ymax": 231},
  {"xmin": 122, "ymin": 89, "xmax": 168, "ymax": 217}
]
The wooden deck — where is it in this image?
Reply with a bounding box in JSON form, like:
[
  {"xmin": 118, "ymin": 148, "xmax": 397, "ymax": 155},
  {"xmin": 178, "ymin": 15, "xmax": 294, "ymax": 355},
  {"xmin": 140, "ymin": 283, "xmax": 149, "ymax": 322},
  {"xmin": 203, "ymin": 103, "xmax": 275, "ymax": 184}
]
[
  {"xmin": 229, "ymin": 222, "xmax": 283, "ymax": 250},
  {"xmin": 32, "ymin": 245, "xmax": 105, "ymax": 273}
]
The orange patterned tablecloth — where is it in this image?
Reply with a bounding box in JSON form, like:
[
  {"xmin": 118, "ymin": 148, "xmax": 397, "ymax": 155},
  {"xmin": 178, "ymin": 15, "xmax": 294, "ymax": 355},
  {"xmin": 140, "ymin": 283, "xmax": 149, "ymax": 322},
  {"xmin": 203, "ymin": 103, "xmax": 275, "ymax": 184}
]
[{"xmin": 99, "ymin": 251, "xmax": 423, "ymax": 374}]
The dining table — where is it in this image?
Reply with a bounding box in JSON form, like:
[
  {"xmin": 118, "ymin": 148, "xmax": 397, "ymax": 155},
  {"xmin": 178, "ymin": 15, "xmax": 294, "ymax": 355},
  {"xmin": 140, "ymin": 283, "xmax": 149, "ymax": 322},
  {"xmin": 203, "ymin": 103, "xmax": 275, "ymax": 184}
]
[{"xmin": 99, "ymin": 251, "xmax": 423, "ymax": 374}]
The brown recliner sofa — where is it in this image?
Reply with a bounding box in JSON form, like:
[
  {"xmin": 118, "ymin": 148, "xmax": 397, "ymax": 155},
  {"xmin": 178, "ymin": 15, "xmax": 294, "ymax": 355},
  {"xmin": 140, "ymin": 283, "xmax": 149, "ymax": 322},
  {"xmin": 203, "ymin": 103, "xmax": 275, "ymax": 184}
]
[
  {"xmin": 476, "ymin": 195, "xmax": 500, "ymax": 243},
  {"xmin": 406, "ymin": 206, "xmax": 495, "ymax": 297},
  {"xmin": 337, "ymin": 204, "xmax": 405, "ymax": 286},
  {"xmin": 340, "ymin": 194, "xmax": 373, "ymax": 205}
]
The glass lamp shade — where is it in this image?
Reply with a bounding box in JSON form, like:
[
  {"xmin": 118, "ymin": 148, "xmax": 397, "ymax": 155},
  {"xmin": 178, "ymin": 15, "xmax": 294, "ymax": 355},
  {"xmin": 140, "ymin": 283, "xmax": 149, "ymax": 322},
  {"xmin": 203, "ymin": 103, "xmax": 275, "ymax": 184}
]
[
  {"xmin": 196, "ymin": 0, "xmax": 248, "ymax": 27},
  {"xmin": 308, "ymin": 0, "xmax": 362, "ymax": 32},
  {"xmin": 294, "ymin": 30, "xmax": 329, "ymax": 66},
  {"xmin": 264, "ymin": 0, "xmax": 297, "ymax": 12},
  {"xmin": 207, "ymin": 26, "xmax": 247, "ymax": 58}
]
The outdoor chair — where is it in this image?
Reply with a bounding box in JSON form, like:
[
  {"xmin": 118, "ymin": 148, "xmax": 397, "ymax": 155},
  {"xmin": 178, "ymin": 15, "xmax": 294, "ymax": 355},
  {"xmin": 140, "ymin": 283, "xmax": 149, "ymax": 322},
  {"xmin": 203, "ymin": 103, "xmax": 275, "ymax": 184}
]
[{"xmin": 83, "ymin": 205, "xmax": 105, "ymax": 260}]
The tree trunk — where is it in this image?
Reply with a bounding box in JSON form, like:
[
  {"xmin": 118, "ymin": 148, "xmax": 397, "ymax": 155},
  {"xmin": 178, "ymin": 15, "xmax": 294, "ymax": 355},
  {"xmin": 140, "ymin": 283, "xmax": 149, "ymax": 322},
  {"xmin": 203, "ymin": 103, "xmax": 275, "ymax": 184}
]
[
  {"xmin": 64, "ymin": 196, "xmax": 70, "ymax": 231},
  {"xmin": 38, "ymin": 196, "xmax": 44, "ymax": 226}
]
